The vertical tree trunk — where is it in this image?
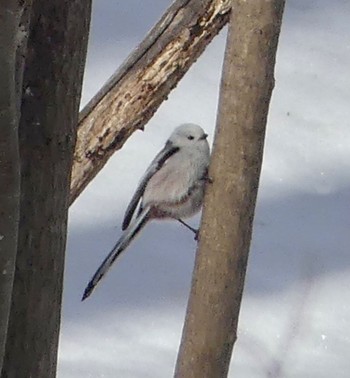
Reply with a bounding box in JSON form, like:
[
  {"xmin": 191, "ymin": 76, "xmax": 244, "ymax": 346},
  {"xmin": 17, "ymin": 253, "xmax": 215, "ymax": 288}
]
[
  {"xmin": 0, "ymin": 1, "xmax": 31, "ymax": 371},
  {"xmin": 0, "ymin": 3, "xmax": 21, "ymax": 371},
  {"xmin": 1, "ymin": 1, "xmax": 91, "ymax": 377},
  {"xmin": 175, "ymin": 1, "xmax": 285, "ymax": 377}
]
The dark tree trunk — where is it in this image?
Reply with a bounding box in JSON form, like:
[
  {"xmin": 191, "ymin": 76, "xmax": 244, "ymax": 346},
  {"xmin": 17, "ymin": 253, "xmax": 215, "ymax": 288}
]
[
  {"xmin": 175, "ymin": 1, "xmax": 285, "ymax": 377},
  {"xmin": 0, "ymin": 1, "xmax": 31, "ymax": 371},
  {"xmin": 1, "ymin": 1, "xmax": 91, "ymax": 377}
]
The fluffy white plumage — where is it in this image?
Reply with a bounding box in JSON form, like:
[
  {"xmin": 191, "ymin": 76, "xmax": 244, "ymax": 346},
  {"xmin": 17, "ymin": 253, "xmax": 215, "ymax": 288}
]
[{"xmin": 82, "ymin": 123, "xmax": 210, "ymax": 300}]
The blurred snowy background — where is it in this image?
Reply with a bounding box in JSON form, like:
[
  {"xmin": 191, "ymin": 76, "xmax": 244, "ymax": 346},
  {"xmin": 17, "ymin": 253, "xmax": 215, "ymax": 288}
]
[{"xmin": 58, "ymin": 1, "xmax": 350, "ymax": 377}]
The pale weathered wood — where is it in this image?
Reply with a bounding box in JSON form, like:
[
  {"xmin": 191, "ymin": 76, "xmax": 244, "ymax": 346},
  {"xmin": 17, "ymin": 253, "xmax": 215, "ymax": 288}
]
[
  {"xmin": 70, "ymin": 0, "xmax": 231, "ymax": 204},
  {"xmin": 174, "ymin": 1, "xmax": 285, "ymax": 377}
]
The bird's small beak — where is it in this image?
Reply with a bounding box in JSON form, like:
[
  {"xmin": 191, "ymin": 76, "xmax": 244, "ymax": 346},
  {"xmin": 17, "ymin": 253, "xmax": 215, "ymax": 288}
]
[{"xmin": 200, "ymin": 133, "xmax": 208, "ymax": 140}]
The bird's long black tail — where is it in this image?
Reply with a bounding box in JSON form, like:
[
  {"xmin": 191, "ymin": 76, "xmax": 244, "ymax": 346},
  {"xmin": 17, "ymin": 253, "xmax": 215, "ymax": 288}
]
[{"xmin": 82, "ymin": 206, "xmax": 152, "ymax": 301}]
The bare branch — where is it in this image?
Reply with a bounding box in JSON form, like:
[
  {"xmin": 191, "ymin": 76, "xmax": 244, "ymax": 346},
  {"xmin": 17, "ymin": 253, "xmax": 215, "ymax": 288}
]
[{"xmin": 70, "ymin": 0, "xmax": 231, "ymax": 204}]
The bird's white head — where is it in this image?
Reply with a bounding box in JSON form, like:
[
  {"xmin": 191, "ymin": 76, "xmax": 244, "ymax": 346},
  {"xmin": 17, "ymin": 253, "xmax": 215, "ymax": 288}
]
[{"xmin": 169, "ymin": 123, "xmax": 209, "ymax": 149}]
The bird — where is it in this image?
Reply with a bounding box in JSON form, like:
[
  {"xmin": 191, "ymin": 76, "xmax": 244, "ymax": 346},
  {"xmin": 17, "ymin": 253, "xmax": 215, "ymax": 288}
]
[{"xmin": 82, "ymin": 123, "xmax": 210, "ymax": 301}]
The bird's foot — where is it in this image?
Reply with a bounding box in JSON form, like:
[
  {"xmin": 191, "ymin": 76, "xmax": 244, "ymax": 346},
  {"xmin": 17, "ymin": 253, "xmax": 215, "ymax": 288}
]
[
  {"xmin": 194, "ymin": 229, "xmax": 200, "ymax": 241},
  {"xmin": 201, "ymin": 171, "xmax": 213, "ymax": 184}
]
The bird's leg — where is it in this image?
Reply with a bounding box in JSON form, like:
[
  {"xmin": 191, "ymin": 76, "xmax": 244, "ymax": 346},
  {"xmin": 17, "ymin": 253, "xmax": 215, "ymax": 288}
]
[
  {"xmin": 177, "ymin": 218, "xmax": 197, "ymax": 234},
  {"xmin": 177, "ymin": 218, "xmax": 199, "ymax": 240}
]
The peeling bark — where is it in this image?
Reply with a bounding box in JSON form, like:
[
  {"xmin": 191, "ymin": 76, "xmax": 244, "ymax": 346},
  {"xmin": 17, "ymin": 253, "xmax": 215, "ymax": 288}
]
[{"xmin": 70, "ymin": 0, "xmax": 231, "ymax": 204}]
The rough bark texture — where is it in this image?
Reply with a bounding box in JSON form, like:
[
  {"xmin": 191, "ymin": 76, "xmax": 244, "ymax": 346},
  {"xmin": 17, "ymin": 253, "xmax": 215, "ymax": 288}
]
[
  {"xmin": 70, "ymin": 0, "xmax": 232, "ymax": 204},
  {"xmin": 1, "ymin": 1, "xmax": 91, "ymax": 377},
  {"xmin": 0, "ymin": 1, "xmax": 31, "ymax": 371},
  {"xmin": 174, "ymin": 1, "xmax": 285, "ymax": 377}
]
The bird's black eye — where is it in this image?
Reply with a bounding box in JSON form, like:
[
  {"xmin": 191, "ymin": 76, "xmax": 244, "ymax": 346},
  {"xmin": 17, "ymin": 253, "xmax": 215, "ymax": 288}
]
[{"xmin": 187, "ymin": 135, "xmax": 194, "ymax": 140}]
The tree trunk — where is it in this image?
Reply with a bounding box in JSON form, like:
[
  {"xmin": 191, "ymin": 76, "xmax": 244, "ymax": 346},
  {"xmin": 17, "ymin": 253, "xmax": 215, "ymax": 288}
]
[
  {"xmin": 1, "ymin": 1, "xmax": 91, "ymax": 377},
  {"xmin": 70, "ymin": 0, "xmax": 231, "ymax": 204},
  {"xmin": 174, "ymin": 1, "xmax": 285, "ymax": 377},
  {"xmin": 0, "ymin": 1, "xmax": 31, "ymax": 371}
]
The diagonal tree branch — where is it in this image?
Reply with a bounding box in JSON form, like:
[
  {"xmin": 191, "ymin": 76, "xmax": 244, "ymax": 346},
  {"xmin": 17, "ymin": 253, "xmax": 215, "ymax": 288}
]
[{"xmin": 71, "ymin": 0, "xmax": 231, "ymax": 204}]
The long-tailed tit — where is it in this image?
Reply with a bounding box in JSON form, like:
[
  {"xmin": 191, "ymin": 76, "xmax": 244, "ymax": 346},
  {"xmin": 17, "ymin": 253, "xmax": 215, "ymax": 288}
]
[{"xmin": 82, "ymin": 123, "xmax": 210, "ymax": 300}]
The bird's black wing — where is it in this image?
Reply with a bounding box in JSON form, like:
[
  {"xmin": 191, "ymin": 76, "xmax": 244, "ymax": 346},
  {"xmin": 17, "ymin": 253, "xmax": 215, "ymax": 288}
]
[{"xmin": 122, "ymin": 141, "xmax": 179, "ymax": 230}]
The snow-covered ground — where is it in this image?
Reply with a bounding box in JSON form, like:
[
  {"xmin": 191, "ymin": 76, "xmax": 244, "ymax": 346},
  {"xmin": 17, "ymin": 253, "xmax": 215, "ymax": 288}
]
[{"xmin": 58, "ymin": 1, "xmax": 350, "ymax": 377}]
